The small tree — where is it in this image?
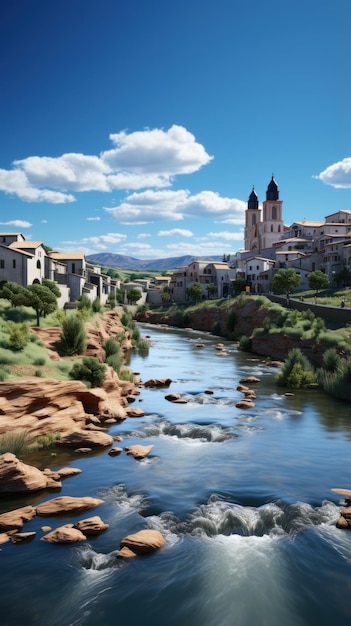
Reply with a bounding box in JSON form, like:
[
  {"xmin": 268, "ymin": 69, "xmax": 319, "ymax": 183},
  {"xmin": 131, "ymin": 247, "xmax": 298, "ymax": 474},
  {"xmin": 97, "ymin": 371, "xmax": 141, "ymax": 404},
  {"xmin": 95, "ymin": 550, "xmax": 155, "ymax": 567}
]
[
  {"xmin": 232, "ymin": 277, "xmax": 246, "ymax": 294},
  {"xmin": 308, "ymin": 270, "xmax": 330, "ymax": 294},
  {"xmin": 272, "ymin": 268, "xmax": 301, "ymax": 295},
  {"xmin": 8, "ymin": 322, "xmax": 30, "ymax": 350},
  {"xmin": 0, "ymin": 281, "xmax": 29, "ymax": 307},
  {"xmin": 186, "ymin": 282, "xmax": 203, "ymax": 302},
  {"xmin": 27, "ymin": 283, "xmax": 58, "ymax": 326},
  {"xmin": 128, "ymin": 288, "xmax": 142, "ymax": 304},
  {"xmin": 42, "ymin": 278, "xmax": 61, "ymax": 298},
  {"xmin": 206, "ymin": 283, "xmax": 218, "ymax": 299}
]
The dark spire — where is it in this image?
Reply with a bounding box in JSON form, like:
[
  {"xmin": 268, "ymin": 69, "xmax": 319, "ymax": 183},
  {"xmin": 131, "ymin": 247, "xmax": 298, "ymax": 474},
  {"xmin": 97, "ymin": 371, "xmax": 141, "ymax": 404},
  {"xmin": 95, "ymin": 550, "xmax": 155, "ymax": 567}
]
[
  {"xmin": 248, "ymin": 186, "xmax": 259, "ymax": 209},
  {"xmin": 266, "ymin": 176, "xmax": 279, "ymax": 201}
]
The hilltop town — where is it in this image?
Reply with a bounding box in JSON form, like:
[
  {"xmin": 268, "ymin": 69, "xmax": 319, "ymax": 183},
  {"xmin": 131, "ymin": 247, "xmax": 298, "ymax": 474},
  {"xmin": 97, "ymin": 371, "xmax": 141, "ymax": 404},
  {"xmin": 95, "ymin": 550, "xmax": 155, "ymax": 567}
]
[{"xmin": 1, "ymin": 176, "xmax": 350, "ymax": 307}]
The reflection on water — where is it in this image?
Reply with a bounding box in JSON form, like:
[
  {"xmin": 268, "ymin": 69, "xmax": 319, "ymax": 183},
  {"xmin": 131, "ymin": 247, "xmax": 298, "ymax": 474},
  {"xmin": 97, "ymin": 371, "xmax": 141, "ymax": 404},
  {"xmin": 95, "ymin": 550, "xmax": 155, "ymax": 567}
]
[{"xmin": 1, "ymin": 323, "xmax": 351, "ymax": 626}]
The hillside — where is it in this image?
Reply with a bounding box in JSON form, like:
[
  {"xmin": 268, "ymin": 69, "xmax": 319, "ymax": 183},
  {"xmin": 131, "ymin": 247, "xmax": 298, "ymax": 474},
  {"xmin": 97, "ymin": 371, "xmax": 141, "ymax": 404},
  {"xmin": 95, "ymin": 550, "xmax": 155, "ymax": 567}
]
[{"xmin": 87, "ymin": 253, "xmax": 223, "ymax": 271}]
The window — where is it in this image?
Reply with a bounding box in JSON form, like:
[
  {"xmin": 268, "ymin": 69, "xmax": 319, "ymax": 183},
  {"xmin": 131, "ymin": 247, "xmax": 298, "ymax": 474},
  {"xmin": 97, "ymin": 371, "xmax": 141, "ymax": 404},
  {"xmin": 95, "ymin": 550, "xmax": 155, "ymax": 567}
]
[
  {"xmin": 252, "ymin": 214, "xmax": 256, "ymax": 226},
  {"xmin": 72, "ymin": 263, "xmax": 76, "ymax": 274},
  {"xmin": 36, "ymin": 260, "xmax": 41, "ymax": 269},
  {"xmin": 12, "ymin": 259, "xmax": 16, "ymax": 269},
  {"xmin": 272, "ymin": 206, "xmax": 277, "ymax": 220},
  {"xmin": 0, "ymin": 259, "xmax": 4, "ymax": 268}
]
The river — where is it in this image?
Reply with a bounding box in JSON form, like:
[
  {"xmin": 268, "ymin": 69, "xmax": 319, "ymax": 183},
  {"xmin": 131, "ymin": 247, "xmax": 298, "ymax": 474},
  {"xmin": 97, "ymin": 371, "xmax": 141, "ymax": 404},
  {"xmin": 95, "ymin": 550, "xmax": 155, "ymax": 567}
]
[{"xmin": 1, "ymin": 323, "xmax": 351, "ymax": 626}]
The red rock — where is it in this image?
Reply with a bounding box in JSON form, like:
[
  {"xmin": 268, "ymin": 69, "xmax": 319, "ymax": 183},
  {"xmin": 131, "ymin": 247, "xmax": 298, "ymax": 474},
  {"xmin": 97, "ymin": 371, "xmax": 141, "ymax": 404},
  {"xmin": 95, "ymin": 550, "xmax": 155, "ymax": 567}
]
[
  {"xmin": 36, "ymin": 496, "xmax": 104, "ymax": 516},
  {"xmin": 126, "ymin": 407, "xmax": 145, "ymax": 418},
  {"xmin": 119, "ymin": 529, "xmax": 165, "ymax": 556},
  {"xmin": 0, "ymin": 453, "xmax": 61, "ymax": 495},
  {"xmin": 10, "ymin": 532, "xmax": 36, "ymax": 544},
  {"xmin": 55, "ymin": 430, "xmax": 113, "ymax": 448},
  {"xmin": 125, "ymin": 445, "xmax": 154, "ymax": 460},
  {"xmin": 235, "ymin": 400, "xmax": 255, "ymax": 409},
  {"xmin": 144, "ymin": 378, "xmax": 172, "ymax": 388},
  {"xmin": 0, "ymin": 505, "xmax": 36, "ymax": 532},
  {"xmin": 74, "ymin": 516, "xmax": 109, "ymax": 535},
  {"xmin": 41, "ymin": 524, "xmax": 87, "ymax": 543}
]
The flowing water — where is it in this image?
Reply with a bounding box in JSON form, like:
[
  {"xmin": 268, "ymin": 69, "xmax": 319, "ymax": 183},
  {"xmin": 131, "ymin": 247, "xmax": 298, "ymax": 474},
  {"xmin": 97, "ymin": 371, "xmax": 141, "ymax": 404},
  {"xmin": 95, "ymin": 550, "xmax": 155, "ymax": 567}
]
[{"xmin": 1, "ymin": 324, "xmax": 351, "ymax": 626}]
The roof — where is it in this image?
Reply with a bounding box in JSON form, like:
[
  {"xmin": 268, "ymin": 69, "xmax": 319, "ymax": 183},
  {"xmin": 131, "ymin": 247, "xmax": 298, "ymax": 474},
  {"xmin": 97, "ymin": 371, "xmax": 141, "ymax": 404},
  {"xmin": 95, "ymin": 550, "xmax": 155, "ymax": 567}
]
[
  {"xmin": 0, "ymin": 244, "xmax": 32, "ymax": 257},
  {"xmin": 0, "ymin": 232, "xmax": 25, "ymax": 237},
  {"xmin": 290, "ymin": 221, "xmax": 324, "ymax": 227},
  {"xmin": 49, "ymin": 252, "xmax": 85, "ymax": 260},
  {"xmin": 275, "ymin": 250, "xmax": 306, "ymax": 255},
  {"xmin": 9, "ymin": 241, "xmax": 44, "ymax": 249}
]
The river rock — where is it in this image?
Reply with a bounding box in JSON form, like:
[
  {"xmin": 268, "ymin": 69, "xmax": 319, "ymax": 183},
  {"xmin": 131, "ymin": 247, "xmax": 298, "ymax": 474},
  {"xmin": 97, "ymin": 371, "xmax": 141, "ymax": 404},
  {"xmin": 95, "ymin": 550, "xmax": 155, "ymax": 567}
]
[
  {"xmin": 36, "ymin": 496, "xmax": 104, "ymax": 516},
  {"xmin": 0, "ymin": 505, "xmax": 36, "ymax": 532},
  {"xmin": 10, "ymin": 532, "xmax": 36, "ymax": 544},
  {"xmin": 41, "ymin": 524, "xmax": 87, "ymax": 544},
  {"xmin": 55, "ymin": 430, "xmax": 113, "ymax": 448},
  {"xmin": 0, "ymin": 453, "xmax": 61, "ymax": 494},
  {"xmin": 74, "ymin": 516, "xmax": 109, "ymax": 536},
  {"xmin": 125, "ymin": 445, "xmax": 154, "ymax": 460},
  {"xmin": 144, "ymin": 378, "xmax": 172, "ymax": 388},
  {"xmin": 235, "ymin": 399, "xmax": 255, "ymax": 409},
  {"xmin": 239, "ymin": 376, "xmax": 261, "ymax": 384},
  {"xmin": 118, "ymin": 529, "xmax": 165, "ymax": 557},
  {"xmin": 108, "ymin": 447, "xmax": 123, "ymax": 456},
  {"xmin": 165, "ymin": 393, "xmax": 187, "ymax": 403},
  {"xmin": 125, "ymin": 407, "xmax": 145, "ymax": 418},
  {"xmin": 56, "ymin": 467, "xmax": 82, "ymax": 478}
]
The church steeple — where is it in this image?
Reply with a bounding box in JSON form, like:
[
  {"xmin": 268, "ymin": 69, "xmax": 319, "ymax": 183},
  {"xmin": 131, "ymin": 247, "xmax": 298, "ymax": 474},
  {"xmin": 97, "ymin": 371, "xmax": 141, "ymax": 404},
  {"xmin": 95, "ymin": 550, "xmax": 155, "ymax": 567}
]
[
  {"xmin": 248, "ymin": 186, "xmax": 259, "ymax": 210},
  {"xmin": 266, "ymin": 175, "xmax": 279, "ymax": 201}
]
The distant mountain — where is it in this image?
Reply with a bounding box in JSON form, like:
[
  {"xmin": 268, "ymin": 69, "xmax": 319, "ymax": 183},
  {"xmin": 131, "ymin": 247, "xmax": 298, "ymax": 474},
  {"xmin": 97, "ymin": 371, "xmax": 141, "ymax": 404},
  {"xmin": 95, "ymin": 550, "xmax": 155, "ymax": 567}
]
[{"xmin": 87, "ymin": 253, "xmax": 224, "ymax": 271}]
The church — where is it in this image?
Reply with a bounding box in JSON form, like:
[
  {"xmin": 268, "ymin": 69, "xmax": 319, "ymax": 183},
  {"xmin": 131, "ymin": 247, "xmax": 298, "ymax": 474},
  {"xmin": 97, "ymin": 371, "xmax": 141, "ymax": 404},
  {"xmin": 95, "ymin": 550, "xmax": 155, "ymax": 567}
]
[{"xmin": 244, "ymin": 176, "xmax": 288, "ymax": 252}]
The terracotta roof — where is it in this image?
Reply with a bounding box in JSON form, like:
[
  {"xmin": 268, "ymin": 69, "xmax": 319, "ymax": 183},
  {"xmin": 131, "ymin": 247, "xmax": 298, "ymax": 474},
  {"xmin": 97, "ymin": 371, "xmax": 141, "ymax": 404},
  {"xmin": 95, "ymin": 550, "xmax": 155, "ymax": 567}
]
[
  {"xmin": 49, "ymin": 252, "xmax": 85, "ymax": 260},
  {"xmin": 9, "ymin": 241, "xmax": 43, "ymax": 249}
]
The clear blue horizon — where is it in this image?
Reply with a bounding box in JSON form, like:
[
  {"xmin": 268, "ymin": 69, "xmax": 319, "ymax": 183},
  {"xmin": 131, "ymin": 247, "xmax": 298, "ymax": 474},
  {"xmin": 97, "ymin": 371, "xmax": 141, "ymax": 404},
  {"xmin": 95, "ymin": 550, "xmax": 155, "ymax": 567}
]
[{"xmin": 0, "ymin": 0, "xmax": 350, "ymax": 259}]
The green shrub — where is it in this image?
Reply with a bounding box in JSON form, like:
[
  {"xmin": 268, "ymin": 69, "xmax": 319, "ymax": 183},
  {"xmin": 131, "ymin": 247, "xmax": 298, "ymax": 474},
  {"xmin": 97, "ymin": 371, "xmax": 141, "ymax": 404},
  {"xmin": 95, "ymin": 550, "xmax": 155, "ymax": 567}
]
[
  {"xmin": 276, "ymin": 348, "xmax": 316, "ymax": 388},
  {"xmin": 92, "ymin": 297, "xmax": 101, "ymax": 313},
  {"xmin": 8, "ymin": 322, "xmax": 30, "ymax": 350},
  {"xmin": 136, "ymin": 303, "xmax": 149, "ymax": 315},
  {"xmin": 137, "ymin": 338, "xmax": 150, "ymax": 354},
  {"xmin": 78, "ymin": 294, "xmax": 92, "ymax": 310},
  {"xmin": 321, "ymin": 348, "xmax": 343, "ymax": 373},
  {"xmin": 317, "ymin": 359, "xmax": 351, "ymax": 401},
  {"xmin": 238, "ymin": 335, "xmax": 252, "ymax": 352},
  {"xmin": 69, "ymin": 356, "xmax": 106, "ymax": 387},
  {"xmin": 58, "ymin": 315, "xmax": 86, "ymax": 356},
  {"xmin": 33, "ymin": 357, "xmax": 46, "ymax": 366},
  {"xmin": 132, "ymin": 326, "xmax": 141, "ymax": 343},
  {"xmin": 104, "ymin": 337, "xmax": 121, "ymax": 358},
  {"xmin": 106, "ymin": 352, "xmax": 123, "ymax": 373},
  {"xmin": 36, "ymin": 432, "xmax": 61, "ymax": 449},
  {"xmin": 0, "ymin": 368, "xmax": 8, "ymax": 381},
  {"xmin": 119, "ymin": 368, "xmax": 134, "ymax": 382}
]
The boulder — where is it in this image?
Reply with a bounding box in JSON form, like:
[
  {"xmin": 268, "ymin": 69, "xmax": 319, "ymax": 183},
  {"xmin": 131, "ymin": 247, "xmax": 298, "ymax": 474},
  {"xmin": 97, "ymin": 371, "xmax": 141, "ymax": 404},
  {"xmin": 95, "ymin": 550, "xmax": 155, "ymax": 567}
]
[
  {"xmin": 125, "ymin": 445, "xmax": 154, "ymax": 460},
  {"xmin": 165, "ymin": 393, "xmax": 187, "ymax": 403},
  {"xmin": 55, "ymin": 430, "xmax": 113, "ymax": 448},
  {"xmin": 74, "ymin": 516, "xmax": 109, "ymax": 536},
  {"xmin": 56, "ymin": 467, "xmax": 82, "ymax": 479},
  {"xmin": 10, "ymin": 532, "xmax": 36, "ymax": 544},
  {"xmin": 126, "ymin": 407, "xmax": 145, "ymax": 418},
  {"xmin": 0, "ymin": 505, "xmax": 36, "ymax": 532},
  {"xmin": 119, "ymin": 529, "xmax": 165, "ymax": 557},
  {"xmin": 239, "ymin": 376, "xmax": 261, "ymax": 384},
  {"xmin": 41, "ymin": 524, "xmax": 87, "ymax": 544},
  {"xmin": 235, "ymin": 400, "xmax": 255, "ymax": 410},
  {"xmin": 36, "ymin": 496, "xmax": 104, "ymax": 517},
  {"xmin": 0, "ymin": 453, "xmax": 61, "ymax": 495},
  {"xmin": 108, "ymin": 447, "xmax": 123, "ymax": 456},
  {"xmin": 144, "ymin": 378, "xmax": 172, "ymax": 388}
]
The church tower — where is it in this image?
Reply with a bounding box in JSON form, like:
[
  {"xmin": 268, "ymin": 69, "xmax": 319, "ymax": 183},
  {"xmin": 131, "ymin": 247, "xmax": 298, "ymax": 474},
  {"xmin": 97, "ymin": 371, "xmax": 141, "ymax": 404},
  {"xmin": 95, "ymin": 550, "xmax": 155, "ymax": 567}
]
[
  {"xmin": 260, "ymin": 176, "xmax": 284, "ymax": 249},
  {"xmin": 244, "ymin": 187, "xmax": 261, "ymax": 251}
]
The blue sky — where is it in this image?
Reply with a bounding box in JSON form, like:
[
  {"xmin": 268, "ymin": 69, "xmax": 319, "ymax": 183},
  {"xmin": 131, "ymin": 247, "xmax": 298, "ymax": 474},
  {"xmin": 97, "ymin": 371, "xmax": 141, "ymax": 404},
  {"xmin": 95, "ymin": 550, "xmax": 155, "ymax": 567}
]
[{"xmin": 0, "ymin": 0, "xmax": 350, "ymax": 260}]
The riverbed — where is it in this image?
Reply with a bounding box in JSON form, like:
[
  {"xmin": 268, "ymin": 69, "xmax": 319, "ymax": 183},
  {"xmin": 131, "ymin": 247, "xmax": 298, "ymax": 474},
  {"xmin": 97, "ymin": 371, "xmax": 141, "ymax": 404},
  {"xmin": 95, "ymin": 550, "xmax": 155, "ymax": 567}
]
[{"xmin": 1, "ymin": 324, "xmax": 351, "ymax": 626}]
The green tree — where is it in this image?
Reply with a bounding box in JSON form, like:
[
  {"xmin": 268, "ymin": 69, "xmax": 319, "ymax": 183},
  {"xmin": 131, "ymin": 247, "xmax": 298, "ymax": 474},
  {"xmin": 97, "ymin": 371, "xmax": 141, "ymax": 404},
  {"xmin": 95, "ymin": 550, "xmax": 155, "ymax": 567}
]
[
  {"xmin": 232, "ymin": 277, "xmax": 246, "ymax": 294},
  {"xmin": 27, "ymin": 283, "xmax": 58, "ymax": 326},
  {"xmin": 161, "ymin": 291, "xmax": 171, "ymax": 303},
  {"xmin": 186, "ymin": 282, "xmax": 203, "ymax": 302},
  {"xmin": 272, "ymin": 268, "xmax": 301, "ymax": 295},
  {"xmin": 42, "ymin": 278, "xmax": 61, "ymax": 298},
  {"xmin": 0, "ymin": 281, "xmax": 28, "ymax": 307},
  {"xmin": 128, "ymin": 288, "xmax": 142, "ymax": 304},
  {"xmin": 69, "ymin": 357, "xmax": 106, "ymax": 387},
  {"xmin": 308, "ymin": 270, "xmax": 330, "ymax": 294},
  {"xmin": 206, "ymin": 283, "xmax": 218, "ymax": 299}
]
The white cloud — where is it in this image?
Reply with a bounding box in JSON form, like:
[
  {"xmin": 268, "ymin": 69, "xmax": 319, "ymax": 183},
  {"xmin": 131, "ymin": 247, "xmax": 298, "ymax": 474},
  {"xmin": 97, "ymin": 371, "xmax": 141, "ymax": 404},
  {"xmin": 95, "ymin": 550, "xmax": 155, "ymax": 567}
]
[
  {"xmin": 62, "ymin": 233, "xmax": 127, "ymax": 248},
  {"xmin": 0, "ymin": 219, "xmax": 32, "ymax": 228},
  {"xmin": 105, "ymin": 189, "xmax": 246, "ymax": 224},
  {"xmin": 315, "ymin": 157, "xmax": 351, "ymax": 188},
  {"xmin": 205, "ymin": 231, "xmax": 244, "ymax": 240},
  {"xmin": 157, "ymin": 228, "xmax": 193, "ymax": 237},
  {"xmin": 0, "ymin": 125, "xmax": 212, "ymax": 203},
  {"xmin": 86, "ymin": 217, "xmax": 101, "ymax": 221},
  {"xmin": 137, "ymin": 233, "xmax": 151, "ymax": 239}
]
